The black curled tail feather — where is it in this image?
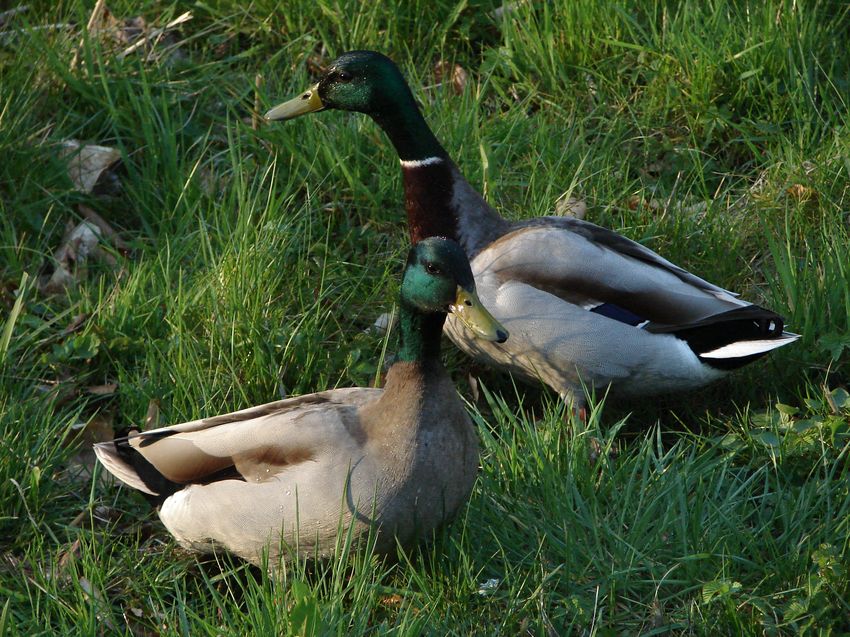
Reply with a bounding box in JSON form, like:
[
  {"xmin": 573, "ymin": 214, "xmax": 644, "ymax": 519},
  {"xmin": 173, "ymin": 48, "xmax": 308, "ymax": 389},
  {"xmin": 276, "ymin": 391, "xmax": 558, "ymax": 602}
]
[
  {"xmin": 94, "ymin": 432, "xmax": 183, "ymax": 507},
  {"xmin": 647, "ymin": 305, "xmax": 791, "ymax": 371},
  {"xmin": 114, "ymin": 437, "xmax": 183, "ymax": 505}
]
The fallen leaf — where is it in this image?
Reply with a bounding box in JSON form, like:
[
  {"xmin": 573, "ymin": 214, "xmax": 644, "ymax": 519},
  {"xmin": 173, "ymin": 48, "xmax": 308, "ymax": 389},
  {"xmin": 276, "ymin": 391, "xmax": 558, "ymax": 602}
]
[
  {"xmin": 79, "ymin": 577, "xmax": 119, "ymax": 633},
  {"xmin": 86, "ymin": 383, "xmax": 118, "ymax": 396},
  {"xmin": 379, "ymin": 594, "xmax": 403, "ymax": 607},
  {"xmin": 116, "ymin": 15, "xmax": 146, "ymax": 45},
  {"xmin": 476, "ymin": 578, "xmax": 501, "ymax": 595},
  {"xmin": 65, "ymin": 413, "xmax": 115, "ymax": 448},
  {"xmin": 79, "ymin": 205, "xmax": 131, "ymax": 255},
  {"xmin": 39, "ymin": 218, "xmax": 125, "ymax": 295},
  {"xmin": 60, "ymin": 140, "xmax": 121, "ymax": 194},
  {"xmin": 367, "ymin": 312, "xmax": 394, "ymax": 334},
  {"xmin": 55, "ymin": 538, "xmax": 82, "ymax": 573},
  {"xmin": 144, "ymin": 399, "xmax": 160, "ymax": 430},
  {"xmin": 433, "ymin": 60, "xmax": 469, "ymax": 95},
  {"xmin": 554, "ymin": 196, "xmax": 587, "ymax": 219},
  {"xmin": 39, "ymin": 221, "xmax": 103, "ymax": 295},
  {"xmin": 35, "ymin": 383, "xmax": 78, "ymax": 407},
  {"xmin": 639, "ymin": 161, "xmax": 665, "ymax": 177},
  {"xmin": 786, "ymin": 183, "xmax": 817, "ymax": 202},
  {"xmin": 63, "ymin": 312, "xmax": 90, "ymax": 335},
  {"xmin": 63, "ymin": 413, "xmax": 115, "ymax": 487},
  {"xmin": 491, "ymin": 1, "xmax": 526, "ymax": 19},
  {"xmin": 624, "ymin": 195, "xmax": 662, "ymax": 212}
]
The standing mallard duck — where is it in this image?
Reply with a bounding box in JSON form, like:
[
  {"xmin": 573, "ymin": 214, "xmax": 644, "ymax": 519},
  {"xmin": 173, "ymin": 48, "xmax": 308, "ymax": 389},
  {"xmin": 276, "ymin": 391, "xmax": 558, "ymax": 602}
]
[
  {"xmin": 94, "ymin": 237, "xmax": 507, "ymax": 565},
  {"xmin": 265, "ymin": 50, "xmax": 798, "ymax": 409}
]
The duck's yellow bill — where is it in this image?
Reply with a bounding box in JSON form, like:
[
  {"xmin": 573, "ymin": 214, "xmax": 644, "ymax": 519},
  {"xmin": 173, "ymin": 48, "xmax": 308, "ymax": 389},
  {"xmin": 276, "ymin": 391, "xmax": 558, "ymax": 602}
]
[
  {"xmin": 450, "ymin": 287, "xmax": 508, "ymax": 343},
  {"xmin": 264, "ymin": 84, "xmax": 324, "ymax": 121}
]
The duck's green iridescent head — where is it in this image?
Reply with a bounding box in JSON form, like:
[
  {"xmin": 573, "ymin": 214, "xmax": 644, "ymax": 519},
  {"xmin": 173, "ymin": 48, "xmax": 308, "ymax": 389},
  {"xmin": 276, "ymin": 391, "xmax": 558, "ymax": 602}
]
[
  {"xmin": 265, "ymin": 51, "xmax": 413, "ymax": 120},
  {"xmin": 402, "ymin": 238, "xmax": 508, "ymax": 344}
]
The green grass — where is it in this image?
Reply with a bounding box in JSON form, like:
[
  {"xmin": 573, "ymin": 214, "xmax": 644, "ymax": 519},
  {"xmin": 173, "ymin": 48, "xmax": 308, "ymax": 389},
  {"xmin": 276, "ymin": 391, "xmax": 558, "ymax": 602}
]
[{"xmin": 1, "ymin": 0, "xmax": 849, "ymax": 634}]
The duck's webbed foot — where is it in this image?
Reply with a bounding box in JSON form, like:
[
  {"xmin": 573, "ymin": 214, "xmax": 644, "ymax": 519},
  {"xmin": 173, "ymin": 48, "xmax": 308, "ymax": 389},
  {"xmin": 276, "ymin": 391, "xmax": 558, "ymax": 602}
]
[{"xmin": 559, "ymin": 391, "xmax": 587, "ymax": 424}]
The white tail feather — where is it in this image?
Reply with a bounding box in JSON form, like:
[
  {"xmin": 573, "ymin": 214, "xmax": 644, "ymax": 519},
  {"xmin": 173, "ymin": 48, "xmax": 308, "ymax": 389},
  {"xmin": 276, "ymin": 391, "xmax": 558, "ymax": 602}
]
[{"xmin": 700, "ymin": 333, "xmax": 800, "ymax": 359}]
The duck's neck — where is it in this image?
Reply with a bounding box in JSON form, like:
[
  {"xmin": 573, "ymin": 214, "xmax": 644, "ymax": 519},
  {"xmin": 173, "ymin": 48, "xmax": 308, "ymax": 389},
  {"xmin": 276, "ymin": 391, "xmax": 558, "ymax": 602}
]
[
  {"xmin": 395, "ymin": 302, "xmax": 445, "ymax": 365},
  {"xmin": 370, "ymin": 96, "xmax": 509, "ymax": 256},
  {"xmin": 371, "ymin": 97, "xmax": 446, "ymax": 163}
]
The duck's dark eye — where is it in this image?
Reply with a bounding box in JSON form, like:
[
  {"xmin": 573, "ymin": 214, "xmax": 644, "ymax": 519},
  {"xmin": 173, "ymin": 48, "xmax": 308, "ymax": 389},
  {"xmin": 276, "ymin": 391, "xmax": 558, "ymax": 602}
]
[
  {"xmin": 425, "ymin": 262, "xmax": 441, "ymax": 275},
  {"xmin": 336, "ymin": 70, "xmax": 353, "ymax": 82}
]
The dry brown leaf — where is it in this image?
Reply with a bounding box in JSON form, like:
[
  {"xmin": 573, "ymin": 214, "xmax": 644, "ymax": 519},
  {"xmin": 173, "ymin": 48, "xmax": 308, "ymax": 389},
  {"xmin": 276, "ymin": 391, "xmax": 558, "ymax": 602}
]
[
  {"xmin": 65, "ymin": 413, "xmax": 115, "ymax": 448},
  {"xmin": 624, "ymin": 195, "xmax": 662, "ymax": 213},
  {"xmin": 63, "ymin": 312, "xmax": 90, "ymax": 335},
  {"xmin": 491, "ymin": 1, "xmax": 527, "ymax": 19},
  {"xmin": 79, "ymin": 205, "xmax": 131, "ymax": 255},
  {"xmin": 144, "ymin": 399, "xmax": 160, "ymax": 430},
  {"xmin": 60, "ymin": 140, "xmax": 121, "ymax": 194},
  {"xmin": 116, "ymin": 15, "xmax": 146, "ymax": 44},
  {"xmin": 36, "ymin": 382, "xmax": 78, "ymax": 406},
  {"xmin": 554, "ymin": 196, "xmax": 587, "ymax": 219},
  {"xmin": 379, "ymin": 594, "xmax": 403, "ymax": 607},
  {"xmin": 39, "ymin": 220, "xmax": 102, "ymax": 295},
  {"xmin": 79, "ymin": 577, "xmax": 119, "ymax": 633},
  {"xmin": 56, "ymin": 538, "xmax": 82, "ymax": 573},
  {"xmin": 64, "ymin": 413, "xmax": 115, "ymax": 487},
  {"xmin": 639, "ymin": 161, "xmax": 665, "ymax": 178},
  {"xmin": 786, "ymin": 183, "xmax": 817, "ymax": 202},
  {"xmin": 39, "ymin": 216, "xmax": 126, "ymax": 295},
  {"xmin": 433, "ymin": 60, "xmax": 469, "ymax": 95},
  {"xmin": 69, "ymin": 505, "xmax": 122, "ymax": 528},
  {"xmin": 86, "ymin": 383, "xmax": 118, "ymax": 396}
]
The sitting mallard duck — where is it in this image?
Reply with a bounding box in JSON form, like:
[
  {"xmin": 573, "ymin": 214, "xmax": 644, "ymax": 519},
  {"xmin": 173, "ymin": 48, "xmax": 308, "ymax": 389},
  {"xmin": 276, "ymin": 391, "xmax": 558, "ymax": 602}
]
[
  {"xmin": 265, "ymin": 50, "xmax": 798, "ymax": 409},
  {"xmin": 94, "ymin": 237, "xmax": 507, "ymax": 565}
]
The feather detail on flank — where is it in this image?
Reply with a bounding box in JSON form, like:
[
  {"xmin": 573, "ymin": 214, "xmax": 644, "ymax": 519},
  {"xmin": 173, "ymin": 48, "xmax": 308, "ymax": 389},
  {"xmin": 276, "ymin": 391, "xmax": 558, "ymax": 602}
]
[{"xmin": 400, "ymin": 157, "xmax": 444, "ymax": 168}]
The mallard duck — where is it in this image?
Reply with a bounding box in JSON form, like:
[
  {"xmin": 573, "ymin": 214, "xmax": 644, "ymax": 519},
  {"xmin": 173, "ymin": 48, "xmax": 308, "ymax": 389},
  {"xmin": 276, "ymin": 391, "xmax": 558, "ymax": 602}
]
[
  {"xmin": 94, "ymin": 237, "xmax": 507, "ymax": 565},
  {"xmin": 265, "ymin": 50, "xmax": 798, "ymax": 409}
]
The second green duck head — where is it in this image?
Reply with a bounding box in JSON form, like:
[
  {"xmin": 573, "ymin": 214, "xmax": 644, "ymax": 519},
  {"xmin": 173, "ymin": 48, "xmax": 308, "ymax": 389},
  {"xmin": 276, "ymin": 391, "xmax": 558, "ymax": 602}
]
[{"xmin": 398, "ymin": 237, "xmax": 508, "ymax": 361}]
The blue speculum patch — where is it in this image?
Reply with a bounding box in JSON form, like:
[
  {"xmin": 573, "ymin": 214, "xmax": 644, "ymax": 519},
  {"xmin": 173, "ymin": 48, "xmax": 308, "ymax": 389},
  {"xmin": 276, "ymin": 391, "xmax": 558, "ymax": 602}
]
[{"xmin": 589, "ymin": 303, "xmax": 646, "ymax": 327}]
